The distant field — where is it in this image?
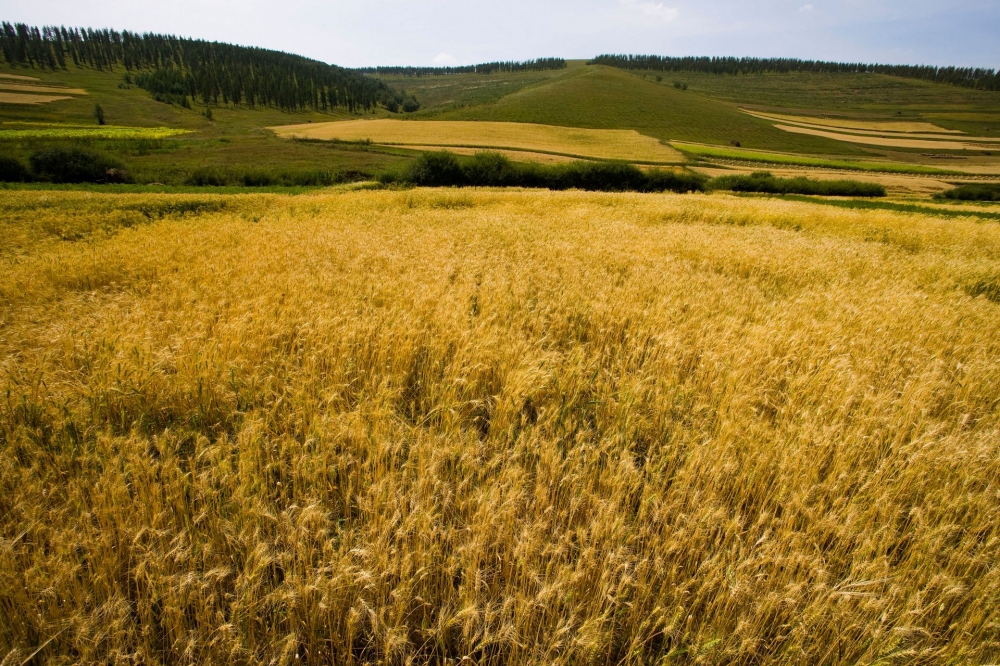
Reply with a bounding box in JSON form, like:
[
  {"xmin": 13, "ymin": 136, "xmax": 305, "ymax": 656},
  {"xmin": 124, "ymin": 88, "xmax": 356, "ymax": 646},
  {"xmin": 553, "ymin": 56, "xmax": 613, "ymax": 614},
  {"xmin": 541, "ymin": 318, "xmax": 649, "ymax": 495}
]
[
  {"xmin": 2, "ymin": 188, "xmax": 999, "ymax": 664},
  {"xmin": 271, "ymin": 119, "xmax": 685, "ymax": 163},
  {"xmin": 671, "ymin": 142, "xmax": 959, "ymax": 174}
]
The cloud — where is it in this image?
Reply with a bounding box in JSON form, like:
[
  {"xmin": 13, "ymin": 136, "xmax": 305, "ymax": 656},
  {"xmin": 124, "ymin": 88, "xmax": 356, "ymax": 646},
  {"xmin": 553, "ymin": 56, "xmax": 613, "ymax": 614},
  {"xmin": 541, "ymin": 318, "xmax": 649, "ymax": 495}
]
[
  {"xmin": 433, "ymin": 52, "xmax": 458, "ymax": 65},
  {"xmin": 619, "ymin": 0, "xmax": 679, "ymax": 23},
  {"xmin": 799, "ymin": 4, "xmax": 815, "ymax": 11}
]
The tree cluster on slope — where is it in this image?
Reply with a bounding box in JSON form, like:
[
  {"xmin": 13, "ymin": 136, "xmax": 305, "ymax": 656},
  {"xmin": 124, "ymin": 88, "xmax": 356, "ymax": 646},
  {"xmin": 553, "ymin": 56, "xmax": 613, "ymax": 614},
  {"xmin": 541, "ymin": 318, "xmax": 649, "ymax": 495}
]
[
  {"xmin": 358, "ymin": 58, "xmax": 566, "ymax": 78},
  {"xmin": 589, "ymin": 54, "xmax": 1000, "ymax": 91},
  {"xmin": 0, "ymin": 22, "xmax": 404, "ymax": 113}
]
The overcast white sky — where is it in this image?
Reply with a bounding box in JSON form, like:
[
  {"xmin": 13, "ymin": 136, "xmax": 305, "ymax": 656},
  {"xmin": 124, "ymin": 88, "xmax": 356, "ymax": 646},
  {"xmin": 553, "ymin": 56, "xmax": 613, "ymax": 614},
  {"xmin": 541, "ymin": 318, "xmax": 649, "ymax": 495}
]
[{"xmin": 2, "ymin": 0, "xmax": 998, "ymax": 69}]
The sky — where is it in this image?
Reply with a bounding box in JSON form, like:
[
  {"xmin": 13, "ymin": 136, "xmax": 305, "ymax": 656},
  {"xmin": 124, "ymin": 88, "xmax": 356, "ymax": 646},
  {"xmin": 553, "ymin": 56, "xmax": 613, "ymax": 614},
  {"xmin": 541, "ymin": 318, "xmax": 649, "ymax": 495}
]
[{"xmin": 2, "ymin": 0, "xmax": 998, "ymax": 69}]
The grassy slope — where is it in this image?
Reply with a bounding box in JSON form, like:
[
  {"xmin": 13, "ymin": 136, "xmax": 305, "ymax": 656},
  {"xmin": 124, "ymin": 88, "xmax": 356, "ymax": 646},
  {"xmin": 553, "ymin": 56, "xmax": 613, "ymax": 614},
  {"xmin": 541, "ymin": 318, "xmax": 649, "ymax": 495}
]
[
  {"xmin": 433, "ymin": 65, "xmax": 870, "ymax": 154},
  {"xmin": 0, "ymin": 64, "xmax": 414, "ymax": 183},
  {"xmin": 660, "ymin": 71, "xmax": 1000, "ymax": 133},
  {"xmin": 375, "ymin": 63, "xmax": 576, "ymax": 115}
]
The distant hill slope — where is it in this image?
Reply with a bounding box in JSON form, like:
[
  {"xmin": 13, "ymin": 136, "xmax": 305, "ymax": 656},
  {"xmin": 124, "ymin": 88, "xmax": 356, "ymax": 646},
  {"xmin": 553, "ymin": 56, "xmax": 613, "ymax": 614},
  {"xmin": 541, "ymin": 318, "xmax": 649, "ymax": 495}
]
[{"xmin": 436, "ymin": 65, "xmax": 866, "ymax": 154}]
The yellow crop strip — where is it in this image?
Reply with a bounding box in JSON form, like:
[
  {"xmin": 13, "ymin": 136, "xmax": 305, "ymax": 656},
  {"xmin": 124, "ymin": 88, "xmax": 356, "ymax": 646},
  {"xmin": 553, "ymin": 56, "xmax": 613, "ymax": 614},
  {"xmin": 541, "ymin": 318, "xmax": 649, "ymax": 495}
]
[
  {"xmin": 271, "ymin": 119, "xmax": 684, "ymax": 163},
  {"xmin": 2, "ymin": 188, "xmax": 999, "ymax": 664},
  {"xmin": 0, "ymin": 124, "xmax": 190, "ymax": 139}
]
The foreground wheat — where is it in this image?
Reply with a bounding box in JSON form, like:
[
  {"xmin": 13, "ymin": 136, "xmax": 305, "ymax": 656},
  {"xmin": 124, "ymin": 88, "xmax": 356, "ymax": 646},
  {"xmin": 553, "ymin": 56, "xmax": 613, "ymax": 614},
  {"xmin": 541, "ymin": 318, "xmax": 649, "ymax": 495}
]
[{"xmin": 1, "ymin": 188, "xmax": 999, "ymax": 665}]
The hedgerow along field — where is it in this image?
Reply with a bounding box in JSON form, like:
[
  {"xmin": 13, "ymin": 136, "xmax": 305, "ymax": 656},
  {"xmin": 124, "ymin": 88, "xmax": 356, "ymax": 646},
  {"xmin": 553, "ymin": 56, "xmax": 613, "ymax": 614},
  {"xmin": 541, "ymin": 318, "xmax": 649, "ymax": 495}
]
[{"xmin": 2, "ymin": 188, "xmax": 999, "ymax": 665}]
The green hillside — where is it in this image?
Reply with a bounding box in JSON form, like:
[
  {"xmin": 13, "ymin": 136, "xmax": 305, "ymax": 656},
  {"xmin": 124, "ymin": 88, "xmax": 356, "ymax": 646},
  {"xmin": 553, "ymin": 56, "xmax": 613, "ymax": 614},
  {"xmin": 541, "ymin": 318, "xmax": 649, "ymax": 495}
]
[
  {"xmin": 0, "ymin": 63, "xmax": 413, "ymax": 186},
  {"xmin": 434, "ymin": 65, "xmax": 868, "ymax": 154}
]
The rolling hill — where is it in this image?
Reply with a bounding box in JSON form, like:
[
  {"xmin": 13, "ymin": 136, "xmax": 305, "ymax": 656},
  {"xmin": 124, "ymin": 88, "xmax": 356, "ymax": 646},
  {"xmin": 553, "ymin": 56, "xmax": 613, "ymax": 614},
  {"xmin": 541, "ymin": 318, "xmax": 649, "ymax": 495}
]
[{"xmin": 434, "ymin": 65, "xmax": 868, "ymax": 154}]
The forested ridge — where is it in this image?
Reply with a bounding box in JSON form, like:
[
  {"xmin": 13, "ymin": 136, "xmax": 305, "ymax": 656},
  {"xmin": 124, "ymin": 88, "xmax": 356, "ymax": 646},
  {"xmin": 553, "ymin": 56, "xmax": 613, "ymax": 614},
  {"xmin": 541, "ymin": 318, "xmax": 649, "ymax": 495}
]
[
  {"xmin": 358, "ymin": 58, "xmax": 566, "ymax": 77},
  {"xmin": 0, "ymin": 22, "xmax": 399, "ymax": 113},
  {"xmin": 590, "ymin": 54, "xmax": 1000, "ymax": 91}
]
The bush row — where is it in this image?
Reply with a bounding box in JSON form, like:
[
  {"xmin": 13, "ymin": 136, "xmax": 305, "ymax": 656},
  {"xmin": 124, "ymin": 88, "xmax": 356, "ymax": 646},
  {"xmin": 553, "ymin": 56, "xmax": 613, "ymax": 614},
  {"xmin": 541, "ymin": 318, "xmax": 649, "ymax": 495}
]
[
  {"xmin": 380, "ymin": 152, "xmax": 887, "ymax": 197},
  {"xmin": 935, "ymin": 183, "xmax": 1000, "ymax": 201},
  {"xmin": 379, "ymin": 152, "xmax": 707, "ymax": 193},
  {"xmin": 708, "ymin": 171, "xmax": 887, "ymax": 197},
  {"xmin": 0, "ymin": 147, "xmax": 890, "ymax": 197},
  {"xmin": 0, "ymin": 149, "xmax": 130, "ymax": 184}
]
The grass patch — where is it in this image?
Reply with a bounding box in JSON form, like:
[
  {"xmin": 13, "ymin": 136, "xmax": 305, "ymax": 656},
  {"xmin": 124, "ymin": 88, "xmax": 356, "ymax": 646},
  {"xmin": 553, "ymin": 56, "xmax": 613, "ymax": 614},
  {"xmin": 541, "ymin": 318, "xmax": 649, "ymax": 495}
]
[
  {"xmin": 673, "ymin": 142, "xmax": 959, "ymax": 175},
  {"xmin": 186, "ymin": 166, "xmax": 370, "ymax": 188}
]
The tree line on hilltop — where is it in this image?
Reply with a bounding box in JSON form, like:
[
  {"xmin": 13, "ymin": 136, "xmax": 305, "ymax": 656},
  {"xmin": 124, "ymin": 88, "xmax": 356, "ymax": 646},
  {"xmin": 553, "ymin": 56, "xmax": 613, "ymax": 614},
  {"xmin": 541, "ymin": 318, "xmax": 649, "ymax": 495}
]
[
  {"xmin": 0, "ymin": 22, "xmax": 403, "ymax": 113},
  {"xmin": 358, "ymin": 58, "xmax": 566, "ymax": 77},
  {"xmin": 589, "ymin": 54, "xmax": 1000, "ymax": 91}
]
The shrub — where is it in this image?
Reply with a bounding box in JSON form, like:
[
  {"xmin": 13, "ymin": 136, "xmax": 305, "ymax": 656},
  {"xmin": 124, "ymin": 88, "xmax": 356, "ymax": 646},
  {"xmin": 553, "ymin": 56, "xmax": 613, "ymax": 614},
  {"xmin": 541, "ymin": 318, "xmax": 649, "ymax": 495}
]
[
  {"xmin": 644, "ymin": 168, "xmax": 707, "ymax": 193},
  {"xmin": 463, "ymin": 152, "xmax": 523, "ymax": 187},
  {"xmin": 29, "ymin": 147, "xmax": 130, "ymax": 184},
  {"xmin": 405, "ymin": 151, "xmax": 467, "ymax": 187},
  {"xmin": 0, "ymin": 155, "xmax": 30, "ymax": 182},
  {"xmin": 709, "ymin": 171, "xmax": 886, "ymax": 197},
  {"xmin": 935, "ymin": 183, "xmax": 1000, "ymax": 201}
]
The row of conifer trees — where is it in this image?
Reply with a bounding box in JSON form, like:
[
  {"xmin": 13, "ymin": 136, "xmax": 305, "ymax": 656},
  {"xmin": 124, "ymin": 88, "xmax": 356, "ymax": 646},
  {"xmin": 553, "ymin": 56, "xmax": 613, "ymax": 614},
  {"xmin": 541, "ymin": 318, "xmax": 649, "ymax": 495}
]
[
  {"xmin": 589, "ymin": 54, "xmax": 1000, "ymax": 91},
  {"xmin": 358, "ymin": 58, "xmax": 566, "ymax": 77},
  {"xmin": 0, "ymin": 22, "xmax": 397, "ymax": 112}
]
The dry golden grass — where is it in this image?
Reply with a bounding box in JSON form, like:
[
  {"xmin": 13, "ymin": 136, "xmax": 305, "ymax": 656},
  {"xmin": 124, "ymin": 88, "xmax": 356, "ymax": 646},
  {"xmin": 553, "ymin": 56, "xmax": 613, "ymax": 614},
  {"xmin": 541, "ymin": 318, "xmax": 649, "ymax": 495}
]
[
  {"xmin": 270, "ymin": 119, "xmax": 684, "ymax": 163},
  {"xmin": 401, "ymin": 146, "xmax": 581, "ymax": 165},
  {"xmin": 0, "ymin": 73, "xmax": 40, "ymax": 82},
  {"xmin": 2, "ymin": 188, "xmax": 1000, "ymax": 665},
  {"xmin": 0, "ymin": 83, "xmax": 88, "ymax": 95},
  {"xmin": 0, "ymin": 92, "xmax": 73, "ymax": 105}
]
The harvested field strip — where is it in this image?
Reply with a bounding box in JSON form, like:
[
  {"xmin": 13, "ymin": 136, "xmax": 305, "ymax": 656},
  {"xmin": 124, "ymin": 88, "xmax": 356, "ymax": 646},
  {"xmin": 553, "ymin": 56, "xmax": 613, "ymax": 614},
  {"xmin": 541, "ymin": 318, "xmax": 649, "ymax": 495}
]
[
  {"xmin": 271, "ymin": 119, "xmax": 685, "ymax": 163},
  {"xmin": 0, "ymin": 83, "xmax": 88, "ymax": 95},
  {"xmin": 774, "ymin": 124, "xmax": 988, "ymax": 150},
  {"xmin": 671, "ymin": 142, "xmax": 958, "ymax": 175},
  {"xmin": 401, "ymin": 145, "xmax": 580, "ymax": 164},
  {"xmin": 753, "ymin": 117, "xmax": 1000, "ymax": 142},
  {"xmin": 0, "ymin": 93, "xmax": 73, "ymax": 105},
  {"xmin": 0, "ymin": 72, "xmax": 40, "ymax": 81},
  {"xmin": 742, "ymin": 109, "xmax": 962, "ymax": 134}
]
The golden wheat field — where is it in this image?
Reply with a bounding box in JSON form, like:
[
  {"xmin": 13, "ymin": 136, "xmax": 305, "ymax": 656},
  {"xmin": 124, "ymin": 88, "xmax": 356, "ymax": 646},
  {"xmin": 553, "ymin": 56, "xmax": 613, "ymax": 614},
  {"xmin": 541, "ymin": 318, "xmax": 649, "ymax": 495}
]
[
  {"xmin": 270, "ymin": 120, "xmax": 685, "ymax": 163},
  {"xmin": 2, "ymin": 187, "xmax": 1000, "ymax": 665}
]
